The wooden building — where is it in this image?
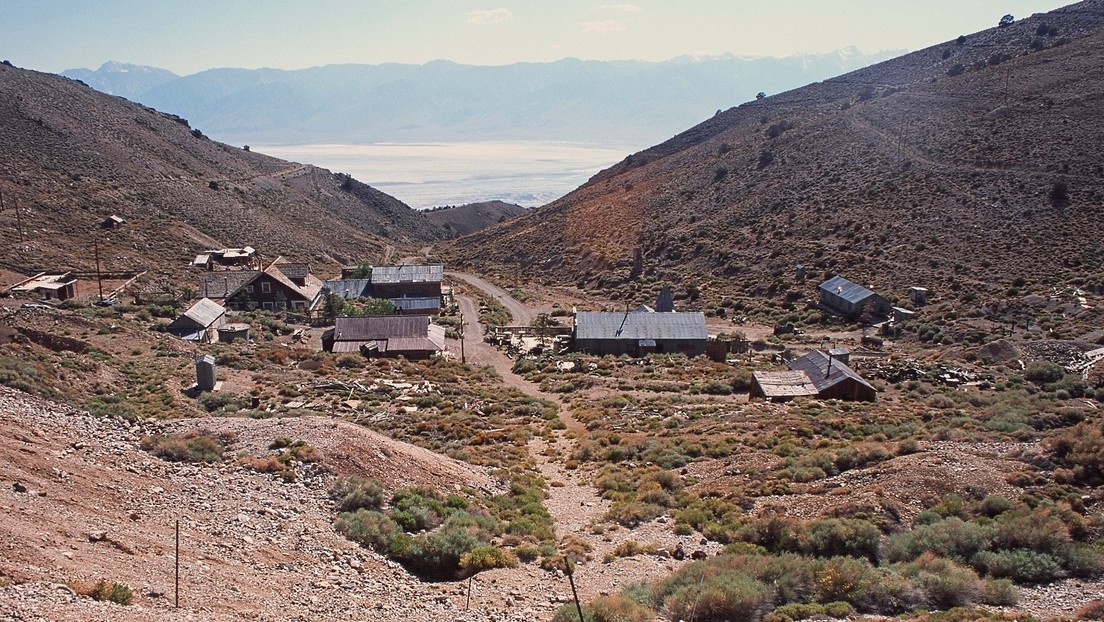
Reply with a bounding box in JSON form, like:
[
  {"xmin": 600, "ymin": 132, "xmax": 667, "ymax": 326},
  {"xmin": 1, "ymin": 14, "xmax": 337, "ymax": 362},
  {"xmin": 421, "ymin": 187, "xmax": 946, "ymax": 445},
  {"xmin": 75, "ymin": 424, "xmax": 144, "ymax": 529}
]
[
  {"xmin": 573, "ymin": 311, "xmax": 708, "ymax": 357},
  {"xmin": 321, "ymin": 316, "xmax": 446, "ymax": 359},
  {"xmin": 818, "ymin": 275, "xmax": 890, "ymax": 317}
]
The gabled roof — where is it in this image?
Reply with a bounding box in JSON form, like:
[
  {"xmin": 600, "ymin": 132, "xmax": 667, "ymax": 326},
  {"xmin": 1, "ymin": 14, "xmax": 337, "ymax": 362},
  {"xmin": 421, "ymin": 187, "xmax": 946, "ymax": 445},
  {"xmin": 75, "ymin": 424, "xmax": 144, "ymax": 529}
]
[
  {"xmin": 371, "ymin": 264, "xmax": 443, "ymax": 284},
  {"xmin": 391, "ymin": 297, "xmax": 442, "ymax": 311},
  {"xmin": 333, "ymin": 316, "xmax": 432, "ymax": 341},
  {"xmin": 818, "ymin": 275, "xmax": 876, "ymax": 304},
  {"xmin": 274, "ymin": 262, "xmax": 311, "ymax": 280},
  {"xmin": 181, "ymin": 298, "xmax": 225, "ymax": 328},
  {"xmin": 574, "ymin": 311, "xmax": 707, "ymax": 341},
  {"xmin": 787, "ymin": 350, "xmax": 875, "ymax": 394},
  {"xmin": 264, "ymin": 260, "xmax": 324, "ymax": 303}
]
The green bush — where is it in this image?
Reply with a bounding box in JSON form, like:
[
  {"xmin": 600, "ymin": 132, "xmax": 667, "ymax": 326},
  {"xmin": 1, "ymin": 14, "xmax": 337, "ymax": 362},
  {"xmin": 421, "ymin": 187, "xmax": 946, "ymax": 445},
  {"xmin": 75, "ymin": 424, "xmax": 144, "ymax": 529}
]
[
  {"xmin": 972, "ymin": 549, "xmax": 1062, "ymax": 583},
  {"xmin": 883, "ymin": 517, "xmax": 993, "ymax": 564},
  {"xmin": 140, "ymin": 431, "xmax": 229, "ymax": 463},
  {"xmin": 897, "ymin": 553, "xmax": 982, "ymax": 609},
  {"xmin": 333, "ymin": 476, "xmax": 385, "ymax": 513},
  {"xmin": 335, "ymin": 510, "xmax": 404, "ymax": 552},
  {"xmin": 801, "ymin": 518, "xmax": 881, "ymax": 562},
  {"xmin": 460, "ymin": 545, "xmax": 518, "ymax": 575},
  {"xmin": 71, "ymin": 579, "xmax": 133, "ymax": 605},
  {"xmin": 663, "ymin": 572, "xmax": 772, "ymax": 622}
]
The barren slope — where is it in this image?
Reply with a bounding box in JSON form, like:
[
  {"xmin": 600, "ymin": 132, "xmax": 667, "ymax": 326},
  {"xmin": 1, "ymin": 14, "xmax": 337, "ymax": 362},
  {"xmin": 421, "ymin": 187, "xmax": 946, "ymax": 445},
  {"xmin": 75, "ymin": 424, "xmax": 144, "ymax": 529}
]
[
  {"xmin": 449, "ymin": 2, "xmax": 1104, "ymax": 312},
  {"xmin": 0, "ymin": 63, "xmax": 439, "ymax": 282}
]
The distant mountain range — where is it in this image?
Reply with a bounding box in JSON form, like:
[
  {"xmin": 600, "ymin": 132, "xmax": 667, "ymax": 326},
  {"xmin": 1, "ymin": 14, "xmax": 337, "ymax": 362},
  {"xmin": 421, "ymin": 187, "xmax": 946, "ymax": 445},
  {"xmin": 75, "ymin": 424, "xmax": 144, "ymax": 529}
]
[{"xmin": 61, "ymin": 50, "xmax": 901, "ymax": 146}]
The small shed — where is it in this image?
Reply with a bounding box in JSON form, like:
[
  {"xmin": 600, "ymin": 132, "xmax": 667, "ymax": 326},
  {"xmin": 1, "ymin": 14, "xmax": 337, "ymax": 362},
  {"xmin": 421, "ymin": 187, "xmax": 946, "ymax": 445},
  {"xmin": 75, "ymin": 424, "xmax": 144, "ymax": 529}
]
[
  {"xmin": 100, "ymin": 214, "xmax": 125, "ymax": 229},
  {"xmin": 167, "ymin": 298, "xmax": 226, "ymax": 342},
  {"xmin": 908, "ymin": 287, "xmax": 928, "ymax": 306},
  {"xmin": 10, "ymin": 272, "xmax": 78, "ymax": 301},
  {"xmin": 195, "ymin": 354, "xmax": 217, "ymax": 391}
]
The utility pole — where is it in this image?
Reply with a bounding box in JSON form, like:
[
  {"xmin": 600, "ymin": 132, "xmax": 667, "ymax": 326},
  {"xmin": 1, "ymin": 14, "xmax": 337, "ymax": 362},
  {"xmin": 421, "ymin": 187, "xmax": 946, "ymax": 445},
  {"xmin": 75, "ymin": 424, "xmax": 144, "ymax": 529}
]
[
  {"xmin": 459, "ymin": 311, "xmax": 466, "ymax": 364},
  {"xmin": 94, "ymin": 236, "xmax": 104, "ymax": 301}
]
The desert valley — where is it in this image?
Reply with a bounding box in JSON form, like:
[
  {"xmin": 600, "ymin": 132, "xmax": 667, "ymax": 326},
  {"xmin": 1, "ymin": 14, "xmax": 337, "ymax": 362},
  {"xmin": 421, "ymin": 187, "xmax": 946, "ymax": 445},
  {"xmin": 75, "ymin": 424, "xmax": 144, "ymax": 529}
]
[{"xmin": 2, "ymin": 3, "xmax": 1104, "ymax": 622}]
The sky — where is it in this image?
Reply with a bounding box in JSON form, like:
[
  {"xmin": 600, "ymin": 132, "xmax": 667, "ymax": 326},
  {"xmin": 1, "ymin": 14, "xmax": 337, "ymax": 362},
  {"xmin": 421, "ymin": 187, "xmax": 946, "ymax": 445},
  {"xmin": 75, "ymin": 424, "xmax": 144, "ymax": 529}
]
[{"xmin": 2, "ymin": 0, "xmax": 1075, "ymax": 75}]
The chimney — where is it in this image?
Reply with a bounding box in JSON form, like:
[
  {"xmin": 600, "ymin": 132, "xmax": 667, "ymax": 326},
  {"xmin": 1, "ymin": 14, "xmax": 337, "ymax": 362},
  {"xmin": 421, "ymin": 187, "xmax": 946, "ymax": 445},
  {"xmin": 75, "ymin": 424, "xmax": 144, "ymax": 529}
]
[{"xmin": 825, "ymin": 351, "xmax": 834, "ymax": 378}]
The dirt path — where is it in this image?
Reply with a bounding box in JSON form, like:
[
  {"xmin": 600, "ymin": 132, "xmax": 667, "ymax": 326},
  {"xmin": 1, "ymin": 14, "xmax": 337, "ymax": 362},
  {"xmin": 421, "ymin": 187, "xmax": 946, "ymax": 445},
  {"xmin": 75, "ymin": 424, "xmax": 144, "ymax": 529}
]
[{"xmin": 448, "ymin": 271, "xmax": 539, "ymax": 328}]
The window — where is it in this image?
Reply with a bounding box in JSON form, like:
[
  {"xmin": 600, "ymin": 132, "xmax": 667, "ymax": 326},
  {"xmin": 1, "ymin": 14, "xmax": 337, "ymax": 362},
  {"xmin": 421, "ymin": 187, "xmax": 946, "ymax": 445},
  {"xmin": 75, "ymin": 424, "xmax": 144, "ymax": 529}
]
[
  {"xmin": 276, "ymin": 301, "xmax": 287, "ymax": 310},
  {"xmin": 291, "ymin": 301, "xmax": 305, "ymax": 310},
  {"xmin": 245, "ymin": 285, "xmax": 254, "ymax": 294},
  {"xmin": 262, "ymin": 302, "xmax": 274, "ymax": 311},
  {"xmin": 260, "ymin": 281, "xmax": 271, "ymax": 294}
]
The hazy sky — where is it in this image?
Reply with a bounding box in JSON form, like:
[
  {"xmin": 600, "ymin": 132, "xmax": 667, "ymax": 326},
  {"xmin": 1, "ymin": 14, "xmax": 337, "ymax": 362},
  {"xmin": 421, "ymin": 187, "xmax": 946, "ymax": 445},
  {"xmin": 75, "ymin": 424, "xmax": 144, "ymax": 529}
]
[{"xmin": 4, "ymin": 0, "xmax": 1074, "ymax": 75}]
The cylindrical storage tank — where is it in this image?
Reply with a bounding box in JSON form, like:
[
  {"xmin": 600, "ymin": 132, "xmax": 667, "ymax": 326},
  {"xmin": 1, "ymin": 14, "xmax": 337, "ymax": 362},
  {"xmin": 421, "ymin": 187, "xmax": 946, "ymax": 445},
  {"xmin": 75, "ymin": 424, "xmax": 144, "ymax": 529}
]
[
  {"xmin": 195, "ymin": 354, "xmax": 217, "ymax": 391},
  {"xmin": 217, "ymin": 323, "xmax": 251, "ymax": 343}
]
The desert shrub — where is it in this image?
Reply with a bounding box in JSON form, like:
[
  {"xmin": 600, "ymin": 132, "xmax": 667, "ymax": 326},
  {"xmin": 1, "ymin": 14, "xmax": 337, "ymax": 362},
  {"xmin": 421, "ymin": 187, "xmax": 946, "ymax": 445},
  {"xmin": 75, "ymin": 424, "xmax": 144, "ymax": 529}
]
[
  {"xmin": 69, "ymin": 579, "xmax": 133, "ymax": 605},
  {"xmin": 977, "ymin": 495, "xmax": 1014, "ymax": 518},
  {"xmin": 766, "ymin": 601, "xmax": 853, "ymax": 622},
  {"xmin": 989, "ymin": 507, "xmax": 1071, "ymax": 559},
  {"xmin": 197, "ymin": 392, "xmax": 250, "ymax": 414},
  {"xmin": 800, "ymin": 518, "xmax": 881, "ymax": 562},
  {"xmin": 981, "ymin": 577, "xmax": 1019, "ymax": 606},
  {"xmin": 1047, "ymin": 420, "xmax": 1104, "ymax": 486},
  {"xmin": 972, "ymin": 549, "xmax": 1063, "ymax": 583},
  {"xmin": 1065, "ymin": 544, "xmax": 1104, "ymax": 578},
  {"xmin": 883, "ymin": 517, "xmax": 993, "ymax": 564},
  {"xmin": 402, "ymin": 511, "xmax": 486, "ymax": 579},
  {"xmin": 333, "ymin": 476, "xmax": 385, "ymax": 513},
  {"xmin": 140, "ymin": 430, "xmax": 229, "ymax": 463},
  {"xmin": 1076, "ymin": 599, "xmax": 1104, "ymax": 620},
  {"xmin": 335, "ymin": 353, "xmax": 364, "ymax": 369},
  {"xmin": 663, "ymin": 572, "xmax": 773, "ymax": 622},
  {"xmin": 390, "ymin": 486, "xmax": 450, "ymax": 532},
  {"xmin": 558, "ymin": 594, "xmax": 656, "ymax": 622},
  {"xmin": 459, "ymin": 545, "xmax": 518, "ymax": 575},
  {"xmin": 897, "ymin": 553, "xmax": 983, "ymax": 609},
  {"xmin": 1024, "ymin": 361, "xmax": 1065, "ymax": 385},
  {"xmin": 335, "ymin": 509, "xmax": 404, "ymax": 552}
]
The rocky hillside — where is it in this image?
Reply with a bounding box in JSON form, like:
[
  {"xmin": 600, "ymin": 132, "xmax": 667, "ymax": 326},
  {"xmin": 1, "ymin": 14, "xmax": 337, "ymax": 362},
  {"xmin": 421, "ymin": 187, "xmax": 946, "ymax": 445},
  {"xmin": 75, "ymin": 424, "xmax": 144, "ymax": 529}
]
[
  {"xmin": 0, "ymin": 62, "xmax": 444, "ymax": 283},
  {"xmin": 449, "ymin": 2, "xmax": 1104, "ymax": 316},
  {"xmin": 424, "ymin": 201, "xmax": 527, "ymax": 239}
]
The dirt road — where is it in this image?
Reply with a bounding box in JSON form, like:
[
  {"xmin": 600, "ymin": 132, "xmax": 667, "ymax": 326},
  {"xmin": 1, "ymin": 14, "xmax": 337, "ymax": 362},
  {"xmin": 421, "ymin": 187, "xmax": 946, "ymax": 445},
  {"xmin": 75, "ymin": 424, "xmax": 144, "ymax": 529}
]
[{"xmin": 447, "ymin": 271, "xmax": 539, "ymax": 328}]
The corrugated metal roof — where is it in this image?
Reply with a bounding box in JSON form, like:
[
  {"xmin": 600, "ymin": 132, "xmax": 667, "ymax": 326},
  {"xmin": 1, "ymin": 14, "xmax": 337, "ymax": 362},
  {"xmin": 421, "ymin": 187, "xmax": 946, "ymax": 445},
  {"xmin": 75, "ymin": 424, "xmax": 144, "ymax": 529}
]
[
  {"xmin": 392, "ymin": 297, "xmax": 442, "ymax": 311},
  {"xmin": 787, "ymin": 350, "xmax": 875, "ymax": 394},
  {"xmin": 818, "ymin": 275, "xmax": 875, "ymax": 305},
  {"xmin": 324, "ymin": 279, "xmax": 372, "ymax": 299},
  {"xmin": 574, "ymin": 311, "xmax": 708, "ymax": 341},
  {"xmin": 753, "ymin": 371, "xmax": 819, "ymax": 398},
  {"xmin": 182, "ymin": 298, "xmax": 225, "ymax": 328},
  {"xmin": 334, "ymin": 316, "xmax": 431, "ymax": 341},
  {"xmin": 371, "ymin": 264, "xmax": 443, "ymax": 284}
]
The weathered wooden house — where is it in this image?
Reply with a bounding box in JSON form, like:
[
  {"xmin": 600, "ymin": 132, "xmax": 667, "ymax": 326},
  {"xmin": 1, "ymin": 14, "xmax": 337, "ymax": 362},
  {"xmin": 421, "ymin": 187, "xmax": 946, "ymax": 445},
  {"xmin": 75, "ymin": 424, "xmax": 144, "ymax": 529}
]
[
  {"xmin": 321, "ymin": 316, "xmax": 446, "ymax": 359},
  {"xmin": 572, "ymin": 311, "xmax": 708, "ymax": 357},
  {"xmin": 818, "ymin": 275, "xmax": 890, "ymax": 317},
  {"xmin": 167, "ymin": 298, "xmax": 226, "ymax": 342},
  {"xmin": 788, "ymin": 350, "xmax": 877, "ymax": 402},
  {"xmin": 198, "ymin": 258, "xmax": 324, "ymax": 314},
  {"xmin": 191, "ymin": 246, "xmax": 258, "ymax": 271},
  {"xmin": 751, "ymin": 349, "xmax": 876, "ymax": 402}
]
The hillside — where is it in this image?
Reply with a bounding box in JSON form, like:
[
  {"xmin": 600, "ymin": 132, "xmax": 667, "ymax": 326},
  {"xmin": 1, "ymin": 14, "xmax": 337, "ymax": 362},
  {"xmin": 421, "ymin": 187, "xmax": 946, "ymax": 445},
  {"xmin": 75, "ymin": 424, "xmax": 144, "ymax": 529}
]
[
  {"xmin": 449, "ymin": 2, "xmax": 1104, "ymax": 326},
  {"xmin": 62, "ymin": 51, "xmax": 900, "ymax": 146},
  {"xmin": 423, "ymin": 200, "xmax": 527, "ymax": 239},
  {"xmin": 0, "ymin": 62, "xmax": 444, "ymax": 283}
]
